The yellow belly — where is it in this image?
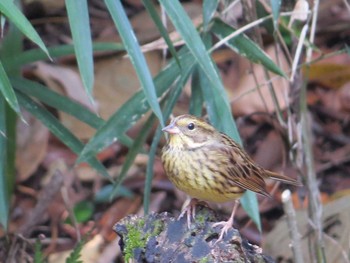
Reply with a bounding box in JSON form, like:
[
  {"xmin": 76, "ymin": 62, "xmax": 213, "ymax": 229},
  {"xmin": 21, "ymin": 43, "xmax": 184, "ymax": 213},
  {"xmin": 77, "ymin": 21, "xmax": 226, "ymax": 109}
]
[{"xmin": 162, "ymin": 145, "xmax": 244, "ymax": 203}]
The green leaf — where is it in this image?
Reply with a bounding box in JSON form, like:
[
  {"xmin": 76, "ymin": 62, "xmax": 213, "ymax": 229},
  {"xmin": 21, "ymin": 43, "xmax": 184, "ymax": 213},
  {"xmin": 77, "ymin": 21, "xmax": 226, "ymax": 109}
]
[
  {"xmin": 240, "ymin": 190, "xmax": 262, "ymax": 232},
  {"xmin": 5, "ymin": 42, "xmax": 124, "ymax": 71},
  {"xmin": 95, "ymin": 184, "xmax": 133, "ymax": 203},
  {"xmin": 66, "ymin": 237, "xmax": 87, "ymax": 263},
  {"xmin": 159, "ymin": 0, "xmax": 239, "ymax": 139},
  {"xmin": 34, "ymin": 239, "xmax": 44, "ymax": 263},
  {"xmin": 0, "ymin": 97, "xmax": 9, "ymax": 230},
  {"xmin": 142, "ymin": 0, "xmax": 180, "ymax": 66},
  {"xmin": 203, "ymin": 0, "xmax": 219, "ymax": 31},
  {"xmin": 270, "ymin": 0, "xmax": 281, "ymax": 29},
  {"xmin": 67, "ymin": 201, "xmax": 94, "ymax": 224},
  {"xmin": 190, "ymin": 65, "xmax": 204, "ymax": 117},
  {"xmin": 78, "ymin": 47, "xmax": 195, "ymax": 163},
  {"xmin": 0, "ymin": 60, "xmax": 20, "ymax": 114},
  {"xmin": 105, "ymin": 0, "xmax": 164, "ymax": 126},
  {"xmin": 0, "ymin": 1, "xmax": 49, "ymax": 58},
  {"xmin": 12, "ymin": 78, "xmax": 102, "ymax": 128},
  {"xmin": 346, "ymin": 44, "xmax": 350, "ymax": 55},
  {"xmin": 16, "ymin": 92, "xmax": 112, "ymax": 181},
  {"xmin": 65, "ymin": 0, "xmax": 94, "ymax": 102},
  {"xmin": 12, "ymin": 78, "xmax": 133, "ymax": 148},
  {"xmin": 211, "ymin": 19, "xmax": 286, "ymax": 77},
  {"xmin": 111, "ymin": 114, "xmax": 156, "ymax": 199}
]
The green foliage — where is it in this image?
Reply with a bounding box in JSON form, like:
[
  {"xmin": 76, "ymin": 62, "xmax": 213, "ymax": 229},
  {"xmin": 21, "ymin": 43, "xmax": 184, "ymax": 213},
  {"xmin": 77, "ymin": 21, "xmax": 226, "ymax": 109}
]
[
  {"xmin": 65, "ymin": 201, "xmax": 95, "ymax": 224},
  {"xmin": 124, "ymin": 220, "xmax": 149, "ymax": 262},
  {"xmin": 34, "ymin": 239, "xmax": 45, "ymax": 263},
  {"xmin": 66, "ymin": 238, "xmax": 87, "ymax": 263}
]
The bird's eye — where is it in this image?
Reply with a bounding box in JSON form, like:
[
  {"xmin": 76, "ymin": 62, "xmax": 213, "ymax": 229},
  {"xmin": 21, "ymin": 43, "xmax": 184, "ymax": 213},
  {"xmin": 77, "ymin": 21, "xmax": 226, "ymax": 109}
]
[{"xmin": 187, "ymin": 122, "xmax": 195, "ymax": 130}]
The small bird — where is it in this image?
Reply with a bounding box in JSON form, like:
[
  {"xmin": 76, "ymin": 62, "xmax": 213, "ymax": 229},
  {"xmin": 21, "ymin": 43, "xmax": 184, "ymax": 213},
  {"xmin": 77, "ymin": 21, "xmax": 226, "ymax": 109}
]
[{"xmin": 161, "ymin": 114, "xmax": 302, "ymax": 243}]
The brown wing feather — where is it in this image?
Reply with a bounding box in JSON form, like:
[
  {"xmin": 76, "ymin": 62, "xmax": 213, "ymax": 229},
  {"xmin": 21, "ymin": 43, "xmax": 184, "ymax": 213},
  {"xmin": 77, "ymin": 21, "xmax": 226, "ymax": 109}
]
[{"xmin": 219, "ymin": 133, "xmax": 271, "ymax": 197}]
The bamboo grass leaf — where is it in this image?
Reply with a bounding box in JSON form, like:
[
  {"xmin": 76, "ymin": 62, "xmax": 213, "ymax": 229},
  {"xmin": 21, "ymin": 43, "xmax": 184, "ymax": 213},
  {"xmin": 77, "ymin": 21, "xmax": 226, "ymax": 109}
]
[
  {"xmin": 16, "ymin": 92, "xmax": 112, "ymax": 181},
  {"xmin": 211, "ymin": 19, "xmax": 286, "ymax": 77},
  {"xmin": 78, "ymin": 48, "xmax": 195, "ymax": 163},
  {"xmin": 104, "ymin": 0, "xmax": 164, "ymax": 126},
  {"xmin": 0, "ymin": 97, "xmax": 9, "ymax": 230},
  {"xmin": 0, "ymin": 1, "xmax": 49, "ymax": 57},
  {"xmin": 65, "ymin": 0, "xmax": 95, "ymax": 102},
  {"xmin": 0, "ymin": 61, "xmax": 20, "ymax": 114}
]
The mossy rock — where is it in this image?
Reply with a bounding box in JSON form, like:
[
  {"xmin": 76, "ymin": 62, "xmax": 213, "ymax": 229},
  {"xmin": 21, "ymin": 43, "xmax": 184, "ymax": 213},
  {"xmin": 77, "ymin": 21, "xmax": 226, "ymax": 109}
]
[{"xmin": 114, "ymin": 205, "xmax": 274, "ymax": 263}]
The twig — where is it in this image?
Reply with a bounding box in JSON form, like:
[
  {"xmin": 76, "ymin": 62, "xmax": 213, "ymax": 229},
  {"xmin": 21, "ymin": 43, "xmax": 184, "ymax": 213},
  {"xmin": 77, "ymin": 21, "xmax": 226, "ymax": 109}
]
[
  {"xmin": 17, "ymin": 170, "xmax": 64, "ymax": 237},
  {"xmin": 282, "ymin": 189, "xmax": 304, "ymax": 263},
  {"xmin": 302, "ymin": 0, "xmax": 326, "ymax": 261}
]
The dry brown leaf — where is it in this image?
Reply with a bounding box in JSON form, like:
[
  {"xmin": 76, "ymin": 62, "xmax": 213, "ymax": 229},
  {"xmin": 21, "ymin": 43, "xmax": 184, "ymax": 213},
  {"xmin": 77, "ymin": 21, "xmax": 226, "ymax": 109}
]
[
  {"xmin": 253, "ymin": 130, "xmax": 284, "ymax": 171},
  {"xmin": 31, "ymin": 62, "xmax": 93, "ymax": 110},
  {"xmin": 98, "ymin": 196, "xmax": 142, "ymax": 241},
  {"xmin": 231, "ymin": 45, "xmax": 289, "ymax": 116},
  {"xmin": 16, "ymin": 110, "xmax": 49, "ymax": 181},
  {"xmin": 63, "ymin": 51, "xmax": 162, "ymax": 140},
  {"xmin": 306, "ymin": 63, "xmax": 350, "ymax": 89}
]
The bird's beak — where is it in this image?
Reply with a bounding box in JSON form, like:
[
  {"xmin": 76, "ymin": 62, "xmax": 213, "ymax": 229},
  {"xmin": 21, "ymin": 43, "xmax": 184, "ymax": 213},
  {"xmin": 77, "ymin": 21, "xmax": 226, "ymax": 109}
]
[{"xmin": 162, "ymin": 122, "xmax": 180, "ymax": 134}]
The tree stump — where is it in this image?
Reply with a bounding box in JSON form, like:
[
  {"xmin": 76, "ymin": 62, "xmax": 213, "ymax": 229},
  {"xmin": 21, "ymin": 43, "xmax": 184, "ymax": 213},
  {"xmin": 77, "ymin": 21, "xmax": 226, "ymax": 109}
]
[{"xmin": 113, "ymin": 205, "xmax": 275, "ymax": 263}]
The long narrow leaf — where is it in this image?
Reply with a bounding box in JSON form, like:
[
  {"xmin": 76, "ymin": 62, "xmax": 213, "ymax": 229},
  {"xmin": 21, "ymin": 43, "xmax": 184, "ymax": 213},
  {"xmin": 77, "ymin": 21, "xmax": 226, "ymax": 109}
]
[
  {"xmin": 105, "ymin": 0, "xmax": 164, "ymax": 126},
  {"xmin": 111, "ymin": 114, "xmax": 156, "ymax": 199},
  {"xmin": 0, "ymin": 1, "xmax": 49, "ymax": 57},
  {"xmin": 190, "ymin": 66, "xmax": 204, "ymax": 117},
  {"xmin": 0, "ymin": 96, "xmax": 9, "ymax": 229},
  {"xmin": 12, "ymin": 78, "xmax": 102, "ymax": 128},
  {"xmin": 16, "ymin": 92, "xmax": 112, "ymax": 181},
  {"xmin": 5, "ymin": 43, "xmax": 124, "ymax": 71},
  {"xmin": 159, "ymin": 0, "xmax": 239, "ymax": 139},
  {"xmin": 0, "ymin": 60, "xmax": 20, "ymax": 114},
  {"xmin": 241, "ymin": 191, "xmax": 261, "ymax": 232},
  {"xmin": 142, "ymin": 0, "xmax": 180, "ymax": 66},
  {"xmin": 78, "ymin": 48, "xmax": 196, "ymax": 163},
  {"xmin": 270, "ymin": 0, "xmax": 281, "ymax": 29},
  {"xmin": 203, "ymin": 0, "xmax": 219, "ymax": 31},
  {"xmin": 12, "ymin": 78, "xmax": 133, "ymax": 147},
  {"xmin": 211, "ymin": 19, "xmax": 285, "ymax": 77},
  {"xmin": 66, "ymin": 0, "xmax": 94, "ymax": 102}
]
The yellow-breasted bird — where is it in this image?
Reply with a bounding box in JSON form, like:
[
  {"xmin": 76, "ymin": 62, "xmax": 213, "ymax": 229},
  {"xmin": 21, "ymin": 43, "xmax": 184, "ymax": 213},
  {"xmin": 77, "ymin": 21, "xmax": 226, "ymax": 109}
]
[{"xmin": 161, "ymin": 114, "xmax": 302, "ymax": 243}]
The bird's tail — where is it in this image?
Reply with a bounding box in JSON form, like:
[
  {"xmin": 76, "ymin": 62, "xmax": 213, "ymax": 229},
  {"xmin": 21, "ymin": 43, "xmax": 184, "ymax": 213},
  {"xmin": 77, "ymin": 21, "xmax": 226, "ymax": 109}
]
[{"xmin": 266, "ymin": 171, "xmax": 303, "ymax": 186}]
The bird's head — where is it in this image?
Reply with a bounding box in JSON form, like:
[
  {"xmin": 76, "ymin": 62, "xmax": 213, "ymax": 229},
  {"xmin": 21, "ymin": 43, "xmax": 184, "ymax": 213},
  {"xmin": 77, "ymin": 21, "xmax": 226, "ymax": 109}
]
[{"xmin": 162, "ymin": 115, "xmax": 219, "ymax": 149}]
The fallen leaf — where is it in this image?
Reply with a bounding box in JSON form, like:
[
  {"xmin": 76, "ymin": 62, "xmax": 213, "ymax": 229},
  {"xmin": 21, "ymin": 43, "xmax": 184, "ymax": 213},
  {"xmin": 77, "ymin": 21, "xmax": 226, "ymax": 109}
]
[
  {"xmin": 16, "ymin": 110, "xmax": 49, "ymax": 182},
  {"xmin": 306, "ymin": 63, "xmax": 350, "ymax": 89},
  {"xmin": 231, "ymin": 45, "xmax": 289, "ymax": 116}
]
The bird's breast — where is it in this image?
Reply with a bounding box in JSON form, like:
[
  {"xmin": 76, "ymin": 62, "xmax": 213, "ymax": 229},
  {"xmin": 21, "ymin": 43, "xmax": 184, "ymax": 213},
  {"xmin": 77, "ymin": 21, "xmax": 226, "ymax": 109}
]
[{"xmin": 161, "ymin": 144, "xmax": 244, "ymax": 203}]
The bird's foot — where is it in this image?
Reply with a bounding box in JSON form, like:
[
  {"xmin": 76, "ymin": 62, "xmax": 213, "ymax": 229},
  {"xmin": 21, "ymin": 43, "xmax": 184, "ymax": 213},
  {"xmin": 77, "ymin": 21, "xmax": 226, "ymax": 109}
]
[
  {"xmin": 212, "ymin": 218, "xmax": 234, "ymax": 244},
  {"xmin": 178, "ymin": 198, "xmax": 199, "ymax": 229},
  {"xmin": 213, "ymin": 200, "xmax": 240, "ymax": 244},
  {"xmin": 178, "ymin": 198, "xmax": 210, "ymax": 229}
]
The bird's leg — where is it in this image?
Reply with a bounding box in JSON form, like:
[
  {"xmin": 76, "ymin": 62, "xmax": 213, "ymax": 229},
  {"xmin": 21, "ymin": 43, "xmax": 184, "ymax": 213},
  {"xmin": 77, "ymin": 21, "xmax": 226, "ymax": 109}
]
[
  {"xmin": 213, "ymin": 200, "xmax": 240, "ymax": 244},
  {"xmin": 178, "ymin": 198, "xmax": 199, "ymax": 229}
]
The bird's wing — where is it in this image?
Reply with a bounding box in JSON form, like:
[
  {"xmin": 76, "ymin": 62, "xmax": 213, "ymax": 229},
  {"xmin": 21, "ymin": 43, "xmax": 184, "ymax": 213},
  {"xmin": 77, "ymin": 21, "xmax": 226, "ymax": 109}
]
[
  {"xmin": 218, "ymin": 133, "xmax": 271, "ymax": 197},
  {"xmin": 227, "ymin": 164, "xmax": 271, "ymax": 197}
]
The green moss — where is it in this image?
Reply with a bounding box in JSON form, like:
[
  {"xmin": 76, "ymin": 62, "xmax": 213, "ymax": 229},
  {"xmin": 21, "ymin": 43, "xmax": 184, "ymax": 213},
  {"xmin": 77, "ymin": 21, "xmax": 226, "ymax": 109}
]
[
  {"xmin": 199, "ymin": 256, "xmax": 210, "ymax": 263},
  {"xmin": 124, "ymin": 220, "xmax": 149, "ymax": 262},
  {"xmin": 195, "ymin": 212, "xmax": 207, "ymax": 225},
  {"xmin": 151, "ymin": 219, "xmax": 164, "ymax": 236}
]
